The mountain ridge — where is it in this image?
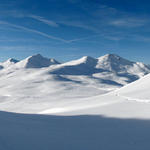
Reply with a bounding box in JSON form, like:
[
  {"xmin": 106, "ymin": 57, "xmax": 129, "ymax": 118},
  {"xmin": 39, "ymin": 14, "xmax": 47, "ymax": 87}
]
[
  {"xmin": 0, "ymin": 53, "xmax": 149, "ymax": 85},
  {"xmin": 13, "ymin": 54, "xmax": 60, "ymax": 69}
]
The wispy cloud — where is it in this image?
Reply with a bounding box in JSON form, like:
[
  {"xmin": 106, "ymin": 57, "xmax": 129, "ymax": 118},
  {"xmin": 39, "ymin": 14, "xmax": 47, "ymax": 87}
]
[
  {"xmin": 88, "ymin": 4, "xmax": 149, "ymax": 28},
  {"xmin": 29, "ymin": 14, "xmax": 99, "ymax": 33},
  {"xmin": 0, "ymin": 21, "xmax": 68, "ymax": 43},
  {"xmin": 110, "ymin": 18, "xmax": 148, "ymax": 27},
  {"xmin": 58, "ymin": 20, "xmax": 99, "ymax": 32},
  {"xmin": 29, "ymin": 15, "xmax": 59, "ymax": 27},
  {"xmin": 0, "ymin": 20, "xmax": 100, "ymax": 43}
]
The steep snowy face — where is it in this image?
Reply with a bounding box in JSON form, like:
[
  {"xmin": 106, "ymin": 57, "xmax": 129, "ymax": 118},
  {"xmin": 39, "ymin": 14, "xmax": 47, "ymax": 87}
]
[
  {"xmin": 15, "ymin": 54, "xmax": 60, "ymax": 68},
  {"xmin": 97, "ymin": 54, "xmax": 133, "ymax": 72}
]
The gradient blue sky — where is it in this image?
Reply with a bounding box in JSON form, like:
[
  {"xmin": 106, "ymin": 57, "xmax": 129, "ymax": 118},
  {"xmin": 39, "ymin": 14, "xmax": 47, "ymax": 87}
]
[{"xmin": 0, "ymin": 0, "xmax": 150, "ymax": 63}]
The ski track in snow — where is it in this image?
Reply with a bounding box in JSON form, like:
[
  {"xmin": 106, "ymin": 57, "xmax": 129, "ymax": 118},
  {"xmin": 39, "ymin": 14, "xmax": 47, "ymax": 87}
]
[{"xmin": 115, "ymin": 93, "xmax": 150, "ymax": 103}]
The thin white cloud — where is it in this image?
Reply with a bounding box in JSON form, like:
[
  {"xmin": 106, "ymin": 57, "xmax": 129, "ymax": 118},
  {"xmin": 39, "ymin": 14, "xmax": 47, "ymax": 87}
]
[
  {"xmin": 30, "ymin": 15, "xmax": 59, "ymax": 27},
  {"xmin": 0, "ymin": 21, "xmax": 68, "ymax": 43},
  {"xmin": 29, "ymin": 14, "xmax": 99, "ymax": 33},
  {"xmin": 58, "ymin": 20, "xmax": 99, "ymax": 33},
  {"xmin": 110, "ymin": 18, "xmax": 148, "ymax": 27},
  {"xmin": 0, "ymin": 20, "xmax": 100, "ymax": 43}
]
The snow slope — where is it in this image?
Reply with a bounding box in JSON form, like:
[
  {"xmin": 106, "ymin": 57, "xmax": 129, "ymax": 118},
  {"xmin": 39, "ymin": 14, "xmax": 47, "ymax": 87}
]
[
  {"xmin": 0, "ymin": 70, "xmax": 150, "ymax": 150},
  {"xmin": 37, "ymin": 70, "xmax": 150, "ymax": 119},
  {"xmin": 0, "ymin": 54, "xmax": 149, "ymax": 113},
  {"xmin": 38, "ymin": 68, "xmax": 150, "ymax": 118},
  {"xmin": 0, "ymin": 72, "xmax": 150, "ymax": 149},
  {"xmin": 0, "ymin": 68, "xmax": 111, "ymax": 113},
  {"xmin": 49, "ymin": 54, "xmax": 150, "ymax": 85},
  {"xmin": 0, "ymin": 54, "xmax": 150, "ymax": 150},
  {"xmin": 117, "ymin": 73, "xmax": 150, "ymax": 101}
]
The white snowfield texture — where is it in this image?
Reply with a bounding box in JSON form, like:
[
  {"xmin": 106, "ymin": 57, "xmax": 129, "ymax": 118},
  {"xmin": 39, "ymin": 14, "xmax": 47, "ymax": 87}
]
[
  {"xmin": 0, "ymin": 54, "xmax": 149, "ymax": 113},
  {"xmin": 117, "ymin": 73, "xmax": 150, "ymax": 101},
  {"xmin": 0, "ymin": 54, "xmax": 150, "ymax": 150}
]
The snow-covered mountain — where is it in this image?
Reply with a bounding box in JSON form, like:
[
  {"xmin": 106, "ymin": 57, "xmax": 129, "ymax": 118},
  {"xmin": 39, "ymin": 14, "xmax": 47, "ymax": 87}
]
[
  {"xmin": 0, "ymin": 58, "xmax": 19, "ymax": 69},
  {"xmin": 49, "ymin": 54, "xmax": 150, "ymax": 85},
  {"xmin": 49, "ymin": 56, "xmax": 101, "ymax": 75},
  {"xmin": 39, "ymin": 62, "xmax": 150, "ymax": 118},
  {"xmin": 15, "ymin": 54, "xmax": 60, "ymax": 68},
  {"xmin": 0, "ymin": 53, "xmax": 149, "ymax": 114},
  {"xmin": 97, "ymin": 54, "xmax": 150, "ymax": 76},
  {"xmin": 0, "ymin": 54, "xmax": 150, "ymax": 150},
  {"xmin": 1, "ymin": 53, "xmax": 149, "ymax": 77}
]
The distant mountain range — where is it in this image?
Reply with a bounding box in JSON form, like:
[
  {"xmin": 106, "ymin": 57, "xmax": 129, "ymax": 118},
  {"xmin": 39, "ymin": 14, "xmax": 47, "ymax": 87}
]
[{"xmin": 0, "ymin": 53, "xmax": 149, "ymax": 86}]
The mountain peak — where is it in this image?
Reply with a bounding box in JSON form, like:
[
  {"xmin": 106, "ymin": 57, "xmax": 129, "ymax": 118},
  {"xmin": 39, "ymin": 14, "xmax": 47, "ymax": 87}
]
[
  {"xmin": 80, "ymin": 56, "xmax": 96, "ymax": 63},
  {"xmin": 63, "ymin": 56, "xmax": 97, "ymax": 66},
  {"xmin": 82, "ymin": 55, "xmax": 95, "ymax": 60},
  {"xmin": 1, "ymin": 58, "xmax": 19, "ymax": 68},
  {"xmin": 16, "ymin": 54, "xmax": 60, "ymax": 68},
  {"xmin": 97, "ymin": 54, "xmax": 134, "ymax": 72},
  {"xmin": 27, "ymin": 53, "xmax": 43, "ymax": 59},
  {"xmin": 7, "ymin": 58, "xmax": 19, "ymax": 63},
  {"xmin": 98, "ymin": 53, "xmax": 132, "ymax": 63},
  {"xmin": 50, "ymin": 58, "xmax": 60, "ymax": 64},
  {"xmin": 101, "ymin": 54, "xmax": 125, "ymax": 61}
]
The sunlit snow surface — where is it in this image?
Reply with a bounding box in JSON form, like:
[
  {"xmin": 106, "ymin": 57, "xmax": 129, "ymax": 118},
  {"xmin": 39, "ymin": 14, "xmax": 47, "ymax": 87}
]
[
  {"xmin": 0, "ymin": 54, "xmax": 150, "ymax": 150},
  {"xmin": 0, "ymin": 54, "xmax": 149, "ymax": 114}
]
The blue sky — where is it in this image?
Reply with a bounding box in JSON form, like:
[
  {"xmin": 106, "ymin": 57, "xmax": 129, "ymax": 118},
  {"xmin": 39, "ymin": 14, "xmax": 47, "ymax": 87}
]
[{"xmin": 0, "ymin": 0, "xmax": 150, "ymax": 63}]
